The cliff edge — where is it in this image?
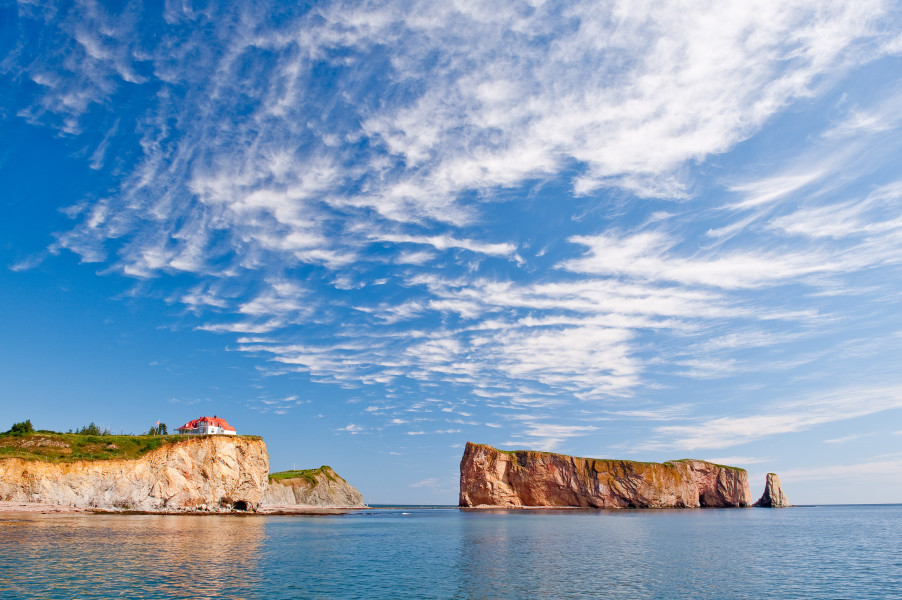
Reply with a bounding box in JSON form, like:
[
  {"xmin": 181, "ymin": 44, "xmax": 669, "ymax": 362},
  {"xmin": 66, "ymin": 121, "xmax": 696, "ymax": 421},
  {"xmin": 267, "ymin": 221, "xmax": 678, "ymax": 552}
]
[
  {"xmin": 459, "ymin": 442, "xmax": 752, "ymax": 508},
  {"xmin": 0, "ymin": 436, "xmax": 268, "ymax": 512},
  {"xmin": 753, "ymin": 472, "xmax": 790, "ymax": 507},
  {"xmin": 262, "ymin": 466, "xmax": 364, "ymax": 507}
]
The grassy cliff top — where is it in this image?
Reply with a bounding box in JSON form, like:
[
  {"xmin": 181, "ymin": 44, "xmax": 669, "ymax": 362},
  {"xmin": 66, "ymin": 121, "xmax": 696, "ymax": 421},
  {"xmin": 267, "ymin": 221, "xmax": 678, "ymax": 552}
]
[
  {"xmin": 269, "ymin": 465, "xmax": 343, "ymax": 485},
  {"xmin": 0, "ymin": 432, "xmax": 262, "ymax": 463},
  {"xmin": 473, "ymin": 443, "xmax": 746, "ymax": 472}
]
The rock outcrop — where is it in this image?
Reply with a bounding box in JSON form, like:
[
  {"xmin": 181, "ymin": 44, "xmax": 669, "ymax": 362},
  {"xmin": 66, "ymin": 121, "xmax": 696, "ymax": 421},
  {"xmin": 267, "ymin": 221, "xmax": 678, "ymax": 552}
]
[
  {"xmin": 0, "ymin": 436, "xmax": 269, "ymax": 512},
  {"xmin": 262, "ymin": 466, "xmax": 365, "ymax": 507},
  {"xmin": 459, "ymin": 442, "xmax": 752, "ymax": 508},
  {"xmin": 753, "ymin": 472, "xmax": 790, "ymax": 507}
]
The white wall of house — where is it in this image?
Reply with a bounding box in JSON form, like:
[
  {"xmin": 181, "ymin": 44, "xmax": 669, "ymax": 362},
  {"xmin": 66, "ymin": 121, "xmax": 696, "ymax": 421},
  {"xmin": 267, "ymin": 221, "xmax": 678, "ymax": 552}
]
[{"xmin": 177, "ymin": 424, "xmax": 236, "ymax": 435}]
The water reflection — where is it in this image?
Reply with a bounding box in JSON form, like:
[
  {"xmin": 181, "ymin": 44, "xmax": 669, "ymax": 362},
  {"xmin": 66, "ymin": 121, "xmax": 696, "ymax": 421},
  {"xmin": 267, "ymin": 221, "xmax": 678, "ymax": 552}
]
[
  {"xmin": 454, "ymin": 510, "xmax": 661, "ymax": 599},
  {"xmin": 454, "ymin": 509, "xmax": 752, "ymax": 599},
  {"xmin": 0, "ymin": 506, "xmax": 899, "ymax": 599},
  {"xmin": 0, "ymin": 514, "xmax": 265, "ymax": 599}
]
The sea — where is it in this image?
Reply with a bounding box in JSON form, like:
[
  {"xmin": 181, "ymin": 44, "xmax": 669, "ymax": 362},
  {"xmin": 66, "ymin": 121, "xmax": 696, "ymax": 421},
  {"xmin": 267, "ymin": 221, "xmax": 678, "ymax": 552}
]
[{"xmin": 1, "ymin": 504, "xmax": 899, "ymax": 599}]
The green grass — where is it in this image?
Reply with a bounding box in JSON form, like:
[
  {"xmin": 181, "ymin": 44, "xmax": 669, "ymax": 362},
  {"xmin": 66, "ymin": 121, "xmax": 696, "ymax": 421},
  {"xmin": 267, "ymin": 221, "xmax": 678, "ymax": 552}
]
[
  {"xmin": 0, "ymin": 432, "xmax": 261, "ymax": 463},
  {"xmin": 670, "ymin": 458, "xmax": 746, "ymax": 471},
  {"xmin": 269, "ymin": 465, "xmax": 342, "ymax": 485},
  {"xmin": 476, "ymin": 443, "xmax": 746, "ymax": 471}
]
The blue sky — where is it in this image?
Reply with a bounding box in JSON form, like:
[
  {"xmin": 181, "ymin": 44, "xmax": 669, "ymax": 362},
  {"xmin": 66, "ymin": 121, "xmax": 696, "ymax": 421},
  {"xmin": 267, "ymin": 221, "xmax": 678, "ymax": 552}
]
[{"xmin": 2, "ymin": 0, "xmax": 902, "ymax": 504}]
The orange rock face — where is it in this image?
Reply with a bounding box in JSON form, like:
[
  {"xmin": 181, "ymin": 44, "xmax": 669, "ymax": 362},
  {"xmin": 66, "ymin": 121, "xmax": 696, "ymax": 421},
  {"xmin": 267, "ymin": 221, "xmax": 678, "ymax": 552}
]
[
  {"xmin": 753, "ymin": 472, "xmax": 790, "ymax": 507},
  {"xmin": 459, "ymin": 442, "xmax": 752, "ymax": 508},
  {"xmin": 0, "ymin": 436, "xmax": 269, "ymax": 512}
]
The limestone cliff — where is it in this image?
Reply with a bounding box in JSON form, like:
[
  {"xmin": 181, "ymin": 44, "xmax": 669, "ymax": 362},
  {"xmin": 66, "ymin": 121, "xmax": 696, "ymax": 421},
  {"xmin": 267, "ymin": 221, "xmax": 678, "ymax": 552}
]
[
  {"xmin": 262, "ymin": 466, "xmax": 364, "ymax": 507},
  {"xmin": 459, "ymin": 442, "xmax": 752, "ymax": 508},
  {"xmin": 0, "ymin": 436, "xmax": 268, "ymax": 511},
  {"xmin": 753, "ymin": 472, "xmax": 790, "ymax": 507}
]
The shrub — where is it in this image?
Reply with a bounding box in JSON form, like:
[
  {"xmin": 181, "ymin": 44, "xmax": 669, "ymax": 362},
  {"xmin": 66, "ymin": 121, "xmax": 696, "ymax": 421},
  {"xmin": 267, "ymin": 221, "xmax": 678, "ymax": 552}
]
[
  {"xmin": 7, "ymin": 420, "xmax": 34, "ymax": 436},
  {"xmin": 74, "ymin": 423, "xmax": 111, "ymax": 436}
]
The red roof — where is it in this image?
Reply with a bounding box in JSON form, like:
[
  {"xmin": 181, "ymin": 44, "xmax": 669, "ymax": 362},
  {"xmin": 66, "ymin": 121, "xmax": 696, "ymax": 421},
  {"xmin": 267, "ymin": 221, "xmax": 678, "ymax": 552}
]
[{"xmin": 177, "ymin": 416, "xmax": 236, "ymax": 432}]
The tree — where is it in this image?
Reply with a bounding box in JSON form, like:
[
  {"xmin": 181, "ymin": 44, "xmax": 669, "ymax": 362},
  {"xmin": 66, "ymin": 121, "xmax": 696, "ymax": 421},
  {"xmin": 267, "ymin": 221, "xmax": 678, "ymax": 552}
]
[
  {"xmin": 75, "ymin": 422, "xmax": 111, "ymax": 436},
  {"xmin": 147, "ymin": 423, "xmax": 168, "ymax": 436},
  {"xmin": 7, "ymin": 420, "xmax": 34, "ymax": 435}
]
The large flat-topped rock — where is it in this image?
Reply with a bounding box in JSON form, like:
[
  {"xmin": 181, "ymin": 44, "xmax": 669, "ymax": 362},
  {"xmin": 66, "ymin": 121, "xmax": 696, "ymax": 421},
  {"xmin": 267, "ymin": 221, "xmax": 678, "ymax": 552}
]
[{"xmin": 459, "ymin": 442, "xmax": 752, "ymax": 508}]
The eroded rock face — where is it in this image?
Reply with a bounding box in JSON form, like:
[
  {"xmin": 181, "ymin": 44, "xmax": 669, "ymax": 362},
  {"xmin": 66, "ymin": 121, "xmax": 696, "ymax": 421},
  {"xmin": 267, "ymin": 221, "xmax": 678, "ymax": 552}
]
[
  {"xmin": 262, "ymin": 466, "xmax": 364, "ymax": 507},
  {"xmin": 754, "ymin": 473, "xmax": 790, "ymax": 507},
  {"xmin": 0, "ymin": 436, "xmax": 269, "ymax": 512},
  {"xmin": 459, "ymin": 442, "xmax": 752, "ymax": 508}
]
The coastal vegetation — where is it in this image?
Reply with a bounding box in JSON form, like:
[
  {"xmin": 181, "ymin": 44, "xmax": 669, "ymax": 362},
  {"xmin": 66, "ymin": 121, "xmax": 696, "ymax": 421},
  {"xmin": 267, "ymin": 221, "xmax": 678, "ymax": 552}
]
[
  {"xmin": 492, "ymin": 447, "xmax": 745, "ymax": 472},
  {"xmin": 72, "ymin": 422, "xmax": 114, "ymax": 436},
  {"xmin": 269, "ymin": 466, "xmax": 341, "ymax": 485},
  {"xmin": 147, "ymin": 423, "xmax": 168, "ymax": 436},
  {"xmin": 264, "ymin": 466, "xmax": 364, "ymax": 507},
  {"xmin": 0, "ymin": 420, "xmax": 261, "ymax": 463},
  {"xmin": 5, "ymin": 420, "xmax": 34, "ymax": 436},
  {"xmin": 0, "ymin": 431, "xmax": 185, "ymax": 462}
]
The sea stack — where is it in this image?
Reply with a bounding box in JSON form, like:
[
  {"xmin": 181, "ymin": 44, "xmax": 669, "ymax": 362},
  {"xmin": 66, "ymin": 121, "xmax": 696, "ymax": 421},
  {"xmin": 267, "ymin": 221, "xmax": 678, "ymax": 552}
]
[
  {"xmin": 459, "ymin": 442, "xmax": 752, "ymax": 508},
  {"xmin": 753, "ymin": 472, "xmax": 790, "ymax": 507}
]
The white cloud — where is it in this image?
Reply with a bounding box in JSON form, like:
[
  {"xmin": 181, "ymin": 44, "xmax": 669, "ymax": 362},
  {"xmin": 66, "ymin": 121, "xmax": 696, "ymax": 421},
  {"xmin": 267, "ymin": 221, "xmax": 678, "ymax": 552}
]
[
  {"xmin": 372, "ymin": 232, "xmax": 519, "ymax": 260},
  {"xmin": 10, "ymin": 0, "xmax": 902, "ymax": 464},
  {"xmin": 729, "ymin": 171, "xmax": 827, "ymax": 210},
  {"xmin": 608, "ymin": 405, "xmax": 694, "ymax": 421},
  {"xmin": 654, "ymin": 385, "xmax": 902, "ymax": 450},
  {"xmin": 769, "ymin": 181, "xmax": 902, "ymax": 240},
  {"xmin": 780, "ymin": 458, "xmax": 902, "ymax": 481},
  {"xmin": 689, "ymin": 330, "xmax": 803, "ymax": 353},
  {"xmin": 8, "ymin": 253, "xmax": 46, "ymax": 272},
  {"xmin": 562, "ymin": 231, "xmax": 845, "ymax": 289},
  {"xmin": 409, "ymin": 477, "xmax": 440, "ymax": 488},
  {"xmin": 507, "ymin": 422, "xmax": 599, "ymax": 451},
  {"xmin": 823, "ymin": 433, "xmax": 873, "ymax": 444},
  {"xmin": 197, "ymin": 320, "xmax": 285, "ymax": 334},
  {"xmin": 24, "ymin": 0, "xmax": 890, "ymax": 278}
]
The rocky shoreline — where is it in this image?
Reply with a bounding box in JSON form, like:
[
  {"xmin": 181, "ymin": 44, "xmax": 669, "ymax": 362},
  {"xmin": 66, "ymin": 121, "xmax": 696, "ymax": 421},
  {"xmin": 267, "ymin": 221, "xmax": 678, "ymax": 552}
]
[{"xmin": 0, "ymin": 502, "xmax": 363, "ymax": 516}]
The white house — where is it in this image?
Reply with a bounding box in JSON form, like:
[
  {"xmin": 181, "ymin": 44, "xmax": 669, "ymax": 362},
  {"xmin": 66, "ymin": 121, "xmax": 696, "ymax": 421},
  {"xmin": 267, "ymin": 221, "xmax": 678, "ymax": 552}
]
[{"xmin": 176, "ymin": 415, "xmax": 237, "ymax": 435}]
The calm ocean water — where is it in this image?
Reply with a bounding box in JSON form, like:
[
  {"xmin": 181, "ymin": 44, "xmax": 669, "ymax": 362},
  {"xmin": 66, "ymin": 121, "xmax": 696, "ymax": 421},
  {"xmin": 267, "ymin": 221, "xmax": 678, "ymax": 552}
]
[{"xmin": 0, "ymin": 505, "xmax": 899, "ymax": 599}]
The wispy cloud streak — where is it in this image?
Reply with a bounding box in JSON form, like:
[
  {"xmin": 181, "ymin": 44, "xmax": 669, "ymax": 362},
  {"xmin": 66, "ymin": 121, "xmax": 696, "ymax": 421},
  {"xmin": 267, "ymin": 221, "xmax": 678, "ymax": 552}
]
[{"xmin": 6, "ymin": 0, "xmax": 902, "ymax": 452}]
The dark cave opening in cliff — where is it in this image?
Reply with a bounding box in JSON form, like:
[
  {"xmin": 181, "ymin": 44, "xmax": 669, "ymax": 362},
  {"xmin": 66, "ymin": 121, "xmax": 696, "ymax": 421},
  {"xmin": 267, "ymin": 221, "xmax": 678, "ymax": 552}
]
[{"xmin": 232, "ymin": 500, "xmax": 248, "ymax": 511}]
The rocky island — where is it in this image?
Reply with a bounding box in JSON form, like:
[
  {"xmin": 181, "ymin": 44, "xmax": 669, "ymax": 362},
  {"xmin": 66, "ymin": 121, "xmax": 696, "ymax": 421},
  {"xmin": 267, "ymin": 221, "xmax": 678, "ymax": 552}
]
[
  {"xmin": 0, "ymin": 432, "xmax": 364, "ymax": 512},
  {"xmin": 459, "ymin": 442, "xmax": 788, "ymax": 509}
]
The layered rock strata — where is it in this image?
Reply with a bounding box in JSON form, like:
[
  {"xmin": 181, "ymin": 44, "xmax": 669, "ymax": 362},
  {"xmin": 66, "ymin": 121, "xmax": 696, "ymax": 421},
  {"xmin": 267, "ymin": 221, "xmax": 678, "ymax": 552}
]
[
  {"xmin": 459, "ymin": 442, "xmax": 752, "ymax": 508},
  {"xmin": 0, "ymin": 436, "xmax": 269, "ymax": 512},
  {"xmin": 753, "ymin": 472, "xmax": 790, "ymax": 507},
  {"xmin": 262, "ymin": 466, "xmax": 365, "ymax": 507}
]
